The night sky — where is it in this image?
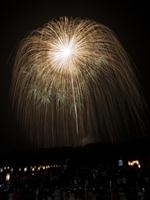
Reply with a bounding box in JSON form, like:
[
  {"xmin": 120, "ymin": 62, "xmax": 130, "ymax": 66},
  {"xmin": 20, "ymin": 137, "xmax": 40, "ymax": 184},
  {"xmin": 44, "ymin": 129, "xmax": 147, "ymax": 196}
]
[{"xmin": 0, "ymin": 0, "xmax": 150, "ymax": 158}]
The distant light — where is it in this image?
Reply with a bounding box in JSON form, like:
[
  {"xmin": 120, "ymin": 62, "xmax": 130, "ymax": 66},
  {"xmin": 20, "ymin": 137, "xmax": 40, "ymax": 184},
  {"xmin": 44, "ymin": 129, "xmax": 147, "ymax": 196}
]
[
  {"xmin": 118, "ymin": 159, "xmax": 123, "ymax": 167},
  {"xmin": 10, "ymin": 167, "xmax": 14, "ymax": 172},
  {"xmin": 128, "ymin": 160, "xmax": 141, "ymax": 168},
  {"xmin": 0, "ymin": 168, "xmax": 3, "ymax": 173},
  {"xmin": 6, "ymin": 173, "xmax": 10, "ymax": 181},
  {"xmin": 24, "ymin": 167, "xmax": 27, "ymax": 172},
  {"xmin": 32, "ymin": 168, "xmax": 35, "ymax": 172},
  {"xmin": 18, "ymin": 168, "xmax": 21, "ymax": 172}
]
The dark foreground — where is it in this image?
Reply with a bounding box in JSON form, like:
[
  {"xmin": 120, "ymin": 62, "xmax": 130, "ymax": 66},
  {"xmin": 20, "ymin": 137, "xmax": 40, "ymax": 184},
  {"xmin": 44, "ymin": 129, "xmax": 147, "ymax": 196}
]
[{"xmin": 0, "ymin": 145, "xmax": 150, "ymax": 200}]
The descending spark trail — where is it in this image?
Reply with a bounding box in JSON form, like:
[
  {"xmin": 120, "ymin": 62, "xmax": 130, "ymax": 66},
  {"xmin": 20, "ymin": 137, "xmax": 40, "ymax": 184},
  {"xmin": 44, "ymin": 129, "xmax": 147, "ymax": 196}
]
[
  {"xmin": 11, "ymin": 17, "xmax": 145, "ymax": 148},
  {"xmin": 71, "ymin": 75, "xmax": 79, "ymax": 136}
]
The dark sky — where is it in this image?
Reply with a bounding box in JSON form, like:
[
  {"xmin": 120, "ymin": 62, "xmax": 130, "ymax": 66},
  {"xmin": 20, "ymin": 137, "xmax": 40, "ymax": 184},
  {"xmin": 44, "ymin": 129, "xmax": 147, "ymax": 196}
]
[{"xmin": 0, "ymin": 0, "xmax": 150, "ymax": 157}]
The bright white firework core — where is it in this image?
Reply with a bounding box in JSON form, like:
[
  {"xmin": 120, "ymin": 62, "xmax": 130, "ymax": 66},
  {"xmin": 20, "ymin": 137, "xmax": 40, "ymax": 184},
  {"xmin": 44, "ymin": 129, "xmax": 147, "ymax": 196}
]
[
  {"xmin": 51, "ymin": 39, "xmax": 76, "ymax": 71},
  {"xmin": 60, "ymin": 44, "xmax": 73, "ymax": 59}
]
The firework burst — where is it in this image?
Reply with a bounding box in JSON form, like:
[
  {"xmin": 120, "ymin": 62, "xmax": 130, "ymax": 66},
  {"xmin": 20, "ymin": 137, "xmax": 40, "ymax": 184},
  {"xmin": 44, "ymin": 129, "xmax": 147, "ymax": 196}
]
[{"xmin": 11, "ymin": 17, "xmax": 145, "ymax": 148}]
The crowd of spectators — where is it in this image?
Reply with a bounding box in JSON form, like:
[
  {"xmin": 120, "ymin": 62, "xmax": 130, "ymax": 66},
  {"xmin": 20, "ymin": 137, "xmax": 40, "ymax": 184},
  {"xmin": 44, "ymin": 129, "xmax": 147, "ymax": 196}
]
[{"xmin": 0, "ymin": 158, "xmax": 150, "ymax": 199}]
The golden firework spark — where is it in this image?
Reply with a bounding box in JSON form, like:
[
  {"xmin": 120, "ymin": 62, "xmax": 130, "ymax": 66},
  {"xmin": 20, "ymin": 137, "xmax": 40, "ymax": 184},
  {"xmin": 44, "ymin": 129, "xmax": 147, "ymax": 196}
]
[{"xmin": 11, "ymin": 17, "xmax": 145, "ymax": 148}]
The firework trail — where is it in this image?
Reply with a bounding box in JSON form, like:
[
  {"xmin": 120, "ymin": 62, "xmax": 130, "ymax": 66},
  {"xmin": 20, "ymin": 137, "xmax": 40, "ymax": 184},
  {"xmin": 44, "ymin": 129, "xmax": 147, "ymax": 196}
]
[{"xmin": 11, "ymin": 17, "xmax": 145, "ymax": 148}]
